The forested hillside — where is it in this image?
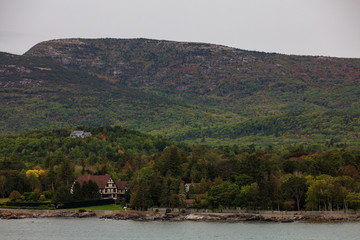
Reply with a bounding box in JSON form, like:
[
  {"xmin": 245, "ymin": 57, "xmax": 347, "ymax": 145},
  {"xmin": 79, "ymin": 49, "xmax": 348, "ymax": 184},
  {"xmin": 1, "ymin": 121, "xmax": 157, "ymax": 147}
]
[
  {"xmin": 1, "ymin": 38, "xmax": 360, "ymax": 145},
  {"xmin": 0, "ymin": 51, "xmax": 237, "ymax": 140},
  {"xmin": 1, "ymin": 126, "xmax": 360, "ymax": 211}
]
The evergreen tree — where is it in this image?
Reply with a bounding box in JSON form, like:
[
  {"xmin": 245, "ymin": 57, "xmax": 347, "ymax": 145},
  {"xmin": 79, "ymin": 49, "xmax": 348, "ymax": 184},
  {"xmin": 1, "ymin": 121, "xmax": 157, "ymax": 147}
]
[
  {"xmin": 0, "ymin": 176, "xmax": 6, "ymax": 198},
  {"xmin": 149, "ymin": 172, "xmax": 162, "ymax": 206},
  {"xmin": 178, "ymin": 181, "xmax": 186, "ymax": 208},
  {"xmin": 130, "ymin": 181, "xmax": 152, "ymax": 210},
  {"xmin": 82, "ymin": 181, "xmax": 90, "ymax": 200},
  {"xmin": 87, "ymin": 180, "xmax": 101, "ymax": 200},
  {"xmin": 199, "ymin": 178, "xmax": 208, "ymax": 194},
  {"xmin": 239, "ymin": 154, "xmax": 265, "ymax": 183},
  {"xmin": 58, "ymin": 158, "xmax": 74, "ymax": 187},
  {"xmin": 169, "ymin": 194, "xmax": 179, "ymax": 209},
  {"xmin": 53, "ymin": 184, "xmax": 73, "ymax": 203},
  {"xmin": 160, "ymin": 173, "xmax": 171, "ymax": 206},
  {"xmin": 72, "ymin": 182, "xmax": 83, "ymax": 201},
  {"xmin": 164, "ymin": 145, "xmax": 181, "ymax": 177}
]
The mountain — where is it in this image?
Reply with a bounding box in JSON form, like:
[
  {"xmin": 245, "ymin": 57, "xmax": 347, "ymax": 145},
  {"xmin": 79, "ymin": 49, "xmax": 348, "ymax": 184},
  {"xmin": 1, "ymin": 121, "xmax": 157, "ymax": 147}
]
[
  {"xmin": 0, "ymin": 51, "xmax": 188, "ymax": 133},
  {"xmin": 25, "ymin": 38, "xmax": 360, "ymax": 112},
  {"xmin": 0, "ymin": 50, "xmax": 235, "ymax": 140},
  {"xmin": 1, "ymin": 38, "xmax": 360, "ymax": 145}
]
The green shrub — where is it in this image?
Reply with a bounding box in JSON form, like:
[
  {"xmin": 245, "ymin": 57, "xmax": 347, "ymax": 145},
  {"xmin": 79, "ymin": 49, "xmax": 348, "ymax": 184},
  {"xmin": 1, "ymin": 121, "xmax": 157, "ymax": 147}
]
[
  {"xmin": 23, "ymin": 192, "xmax": 32, "ymax": 201},
  {"xmin": 43, "ymin": 191, "xmax": 52, "ymax": 200},
  {"xmin": 30, "ymin": 192, "xmax": 39, "ymax": 201},
  {"xmin": 39, "ymin": 194, "xmax": 46, "ymax": 202}
]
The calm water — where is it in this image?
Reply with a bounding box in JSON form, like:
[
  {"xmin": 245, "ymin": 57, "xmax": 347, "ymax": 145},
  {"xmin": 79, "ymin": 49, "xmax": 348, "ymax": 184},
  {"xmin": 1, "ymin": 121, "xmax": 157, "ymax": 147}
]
[{"xmin": 1, "ymin": 218, "xmax": 360, "ymax": 240}]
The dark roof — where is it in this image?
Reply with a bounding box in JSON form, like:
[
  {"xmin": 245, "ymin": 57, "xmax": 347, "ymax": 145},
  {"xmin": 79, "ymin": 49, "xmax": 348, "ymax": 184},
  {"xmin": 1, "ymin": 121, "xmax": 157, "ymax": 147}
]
[
  {"xmin": 75, "ymin": 174, "xmax": 111, "ymax": 189},
  {"xmin": 115, "ymin": 180, "xmax": 128, "ymax": 190}
]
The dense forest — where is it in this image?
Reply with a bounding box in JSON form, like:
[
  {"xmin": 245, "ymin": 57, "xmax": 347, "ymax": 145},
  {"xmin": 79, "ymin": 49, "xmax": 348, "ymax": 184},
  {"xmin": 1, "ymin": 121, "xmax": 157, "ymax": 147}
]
[
  {"xmin": 1, "ymin": 126, "xmax": 360, "ymax": 211},
  {"xmin": 2, "ymin": 39, "xmax": 360, "ymax": 210}
]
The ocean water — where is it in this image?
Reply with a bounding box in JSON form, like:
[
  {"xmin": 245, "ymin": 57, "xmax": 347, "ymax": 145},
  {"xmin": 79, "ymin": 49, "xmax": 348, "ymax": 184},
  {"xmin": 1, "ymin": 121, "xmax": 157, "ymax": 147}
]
[{"xmin": 1, "ymin": 218, "xmax": 360, "ymax": 240}]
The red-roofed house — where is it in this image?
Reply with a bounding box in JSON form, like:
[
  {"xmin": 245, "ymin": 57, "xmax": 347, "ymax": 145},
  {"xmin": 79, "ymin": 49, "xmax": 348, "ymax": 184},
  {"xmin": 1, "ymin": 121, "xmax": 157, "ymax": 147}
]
[
  {"xmin": 72, "ymin": 174, "xmax": 128, "ymax": 199},
  {"xmin": 115, "ymin": 179, "xmax": 129, "ymax": 196}
]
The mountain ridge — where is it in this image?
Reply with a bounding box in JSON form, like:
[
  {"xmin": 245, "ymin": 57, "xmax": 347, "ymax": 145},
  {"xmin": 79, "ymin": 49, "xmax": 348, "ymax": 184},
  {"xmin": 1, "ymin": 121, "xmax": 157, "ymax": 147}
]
[
  {"xmin": 25, "ymin": 37, "xmax": 360, "ymax": 59},
  {"xmin": 25, "ymin": 38, "xmax": 360, "ymax": 112},
  {"xmin": 1, "ymin": 38, "xmax": 360, "ymax": 145}
]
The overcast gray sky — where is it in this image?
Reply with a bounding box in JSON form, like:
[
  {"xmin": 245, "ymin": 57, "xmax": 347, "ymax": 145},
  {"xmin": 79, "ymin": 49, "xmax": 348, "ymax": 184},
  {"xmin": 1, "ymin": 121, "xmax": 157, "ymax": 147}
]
[{"xmin": 0, "ymin": 0, "xmax": 359, "ymax": 58}]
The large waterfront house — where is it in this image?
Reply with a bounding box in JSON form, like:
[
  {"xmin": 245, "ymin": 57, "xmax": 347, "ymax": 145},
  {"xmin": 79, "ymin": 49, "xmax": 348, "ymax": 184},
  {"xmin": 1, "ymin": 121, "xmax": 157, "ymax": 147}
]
[{"xmin": 72, "ymin": 174, "xmax": 128, "ymax": 199}]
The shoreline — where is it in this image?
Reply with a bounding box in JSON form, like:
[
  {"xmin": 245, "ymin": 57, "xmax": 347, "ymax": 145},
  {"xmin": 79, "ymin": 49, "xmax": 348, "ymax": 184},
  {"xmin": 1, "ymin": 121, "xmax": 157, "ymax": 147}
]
[{"xmin": 1, "ymin": 208, "xmax": 360, "ymax": 222}]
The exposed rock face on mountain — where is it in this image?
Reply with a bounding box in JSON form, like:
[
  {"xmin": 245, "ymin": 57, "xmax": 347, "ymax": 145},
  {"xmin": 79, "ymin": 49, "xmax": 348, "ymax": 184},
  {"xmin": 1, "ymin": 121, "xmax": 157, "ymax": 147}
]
[
  {"xmin": 25, "ymin": 38, "xmax": 360, "ymax": 106},
  {"xmin": 1, "ymin": 38, "xmax": 360, "ymax": 144}
]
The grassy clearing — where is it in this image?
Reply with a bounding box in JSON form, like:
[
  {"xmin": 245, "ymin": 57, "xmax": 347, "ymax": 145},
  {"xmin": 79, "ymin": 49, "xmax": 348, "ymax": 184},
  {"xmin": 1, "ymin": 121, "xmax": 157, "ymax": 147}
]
[
  {"xmin": 0, "ymin": 198, "xmax": 9, "ymax": 204},
  {"xmin": 66, "ymin": 204, "xmax": 126, "ymax": 211}
]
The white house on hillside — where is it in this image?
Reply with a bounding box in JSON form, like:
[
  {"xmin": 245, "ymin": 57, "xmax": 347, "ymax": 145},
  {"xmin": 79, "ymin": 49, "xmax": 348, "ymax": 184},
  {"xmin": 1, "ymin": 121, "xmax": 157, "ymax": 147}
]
[{"xmin": 70, "ymin": 131, "xmax": 92, "ymax": 138}]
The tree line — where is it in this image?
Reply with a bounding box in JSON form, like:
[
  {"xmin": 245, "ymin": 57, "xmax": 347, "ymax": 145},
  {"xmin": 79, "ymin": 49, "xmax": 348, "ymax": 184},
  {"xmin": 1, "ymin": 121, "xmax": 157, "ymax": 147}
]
[{"xmin": 1, "ymin": 126, "xmax": 360, "ymax": 211}]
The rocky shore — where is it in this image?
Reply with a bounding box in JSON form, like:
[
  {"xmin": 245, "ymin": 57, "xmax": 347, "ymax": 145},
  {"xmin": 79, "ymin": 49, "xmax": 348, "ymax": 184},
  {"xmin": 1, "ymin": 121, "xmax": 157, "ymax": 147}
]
[
  {"xmin": 2, "ymin": 208, "xmax": 360, "ymax": 223},
  {"xmin": 0, "ymin": 209, "xmax": 96, "ymax": 219},
  {"xmin": 99, "ymin": 211, "xmax": 360, "ymax": 223}
]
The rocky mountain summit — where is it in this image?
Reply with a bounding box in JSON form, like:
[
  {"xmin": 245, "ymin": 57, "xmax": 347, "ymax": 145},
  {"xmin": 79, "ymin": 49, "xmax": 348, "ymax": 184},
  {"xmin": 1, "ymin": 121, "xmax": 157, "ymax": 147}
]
[{"xmin": 25, "ymin": 38, "xmax": 360, "ymax": 104}]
